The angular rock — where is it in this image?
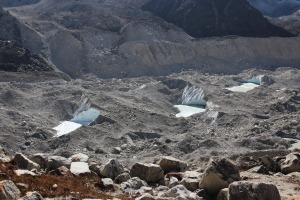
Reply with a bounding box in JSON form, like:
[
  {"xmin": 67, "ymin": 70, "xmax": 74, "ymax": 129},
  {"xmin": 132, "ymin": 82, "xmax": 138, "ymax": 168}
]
[
  {"xmin": 100, "ymin": 159, "xmax": 124, "ymax": 179},
  {"xmin": 47, "ymin": 156, "xmax": 71, "ymax": 170},
  {"xmin": 89, "ymin": 162, "xmax": 101, "ymax": 176},
  {"xmin": 158, "ymin": 156, "xmax": 188, "ymax": 173},
  {"xmin": 70, "ymin": 162, "xmax": 91, "ymax": 176},
  {"xmin": 49, "ymin": 166, "xmax": 72, "ymax": 176},
  {"xmin": 217, "ymin": 188, "xmax": 229, "ymax": 200},
  {"xmin": 19, "ymin": 191, "xmax": 44, "ymax": 200},
  {"xmin": 235, "ymin": 156, "xmax": 259, "ymax": 170},
  {"xmin": 180, "ymin": 171, "xmax": 202, "ymax": 192},
  {"xmin": 199, "ymin": 158, "xmax": 240, "ymax": 196},
  {"xmin": 120, "ymin": 177, "xmax": 148, "ymax": 193},
  {"xmin": 166, "ymin": 176, "xmax": 179, "ymax": 188},
  {"xmin": 281, "ymin": 152, "xmax": 300, "ymax": 174},
  {"xmin": 69, "ymin": 153, "xmax": 89, "ymax": 162},
  {"xmin": 248, "ymin": 165, "xmax": 270, "ymax": 175},
  {"xmin": 96, "ymin": 178, "xmax": 115, "ymax": 190},
  {"xmin": 114, "ymin": 172, "xmax": 131, "ymax": 184},
  {"xmin": 12, "ymin": 153, "xmax": 40, "ymax": 170},
  {"xmin": 162, "ymin": 185, "xmax": 203, "ymax": 200},
  {"xmin": 259, "ymin": 155, "xmax": 280, "ymax": 172},
  {"xmin": 229, "ymin": 181, "xmax": 280, "ymax": 200},
  {"xmin": 136, "ymin": 193, "xmax": 156, "ymax": 200},
  {"xmin": 130, "ymin": 163, "xmax": 164, "ymax": 183},
  {"xmin": 257, "ymin": 75, "xmax": 274, "ymax": 86},
  {"xmin": 0, "ymin": 146, "xmax": 11, "ymax": 162},
  {"xmin": 28, "ymin": 154, "xmax": 47, "ymax": 169},
  {"xmin": 14, "ymin": 170, "xmax": 36, "ymax": 176},
  {"xmin": 0, "ymin": 180, "xmax": 21, "ymax": 200}
]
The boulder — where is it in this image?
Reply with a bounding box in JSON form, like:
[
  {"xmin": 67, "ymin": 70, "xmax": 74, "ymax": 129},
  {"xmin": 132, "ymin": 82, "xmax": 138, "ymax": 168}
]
[
  {"xmin": 235, "ymin": 156, "xmax": 258, "ymax": 170},
  {"xmin": 180, "ymin": 171, "xmax": 202, "ymax": 191},
  {"xmin": 19, "ymin": 191, "xmax": 44, "ymax": 200},
  {"xmin": 130, "ymin": 163, "xmax": 164, "ymax": 183},
  {"xmin": 199, "ymin": 158, "xmax": 240, "ymax": 196},
  {"xmin": 47, "ymin": 156, "xmax": 71, "ymax": 170},
  {"xmin": 217, "ymin": 188, "xmax": 229, "ymax": 200},
  {"xmin": 166, "ymin": 176, "xmax": 179, "ymax": 188},
  {"xmin": 89, "ymin": 162, "xmax": 101, "ymax": 176},
  {"xmin": 229, "ymin": 181, "xmax": 280, "ymax": 200},
  {"xmin": 120, "ymin": 177, "xmax": 148, "ymax": 193},
  {"xmin": 96, "ymin": 178, "xmax": 115, "ymax": 190},
  {"xmin": 70, "ymin": 162, "xmax": 91, "ymax": 176},
  {"xmin": 28, "ymin": 154, "xmax": 47, "ymax": 169},
  {"xmin": 281, "ymin": 153, "xmax": 300, "ymax": 174},
  {"xmin": 114, "ymin": 173, "xmax": 131, "ymax": 184},
  {"xmin": 257, "ymin": 75, "xmax": 274, "ymax": 86},
  {"xmin": 49, "ymin": 166, "xmax": 72, "ymax": 176},
  {"xmin": 162, "ymin": 185, "xmax": 203, "ymax": 200},
  {"xmin": 69, "ymin": 153, "xmax": 89, "ymax": 162},
  {"xmin": 136, "ymin": 194, "xmax": 156, "ymax": 200},
  {"xmin": 12, "ymin": 153, "xmax": 40, "ymax": 170},
  {"xmin": 0, "ymin": 146, "xmax": 11, "ymax": 162},
  {"xmin": 248, "ymin": 165, "xmax": 270, "ymax": 175},
  {"xmin": 100, "ymin": 159, "xmax": 124, "ymax": 179},
  {"xmin": 158, "ymin": 156, "xmax": 189, "ymax": 173},
  {"xmin": 0, "ymin": 180, "xmax": 21, "ymax": 200},
  {"xmin": 259, "ymin": 155, "xmax": 280, "ymax": 172},
  {"xmin": 14, "ymin": 170, "xmax": 36, "ymax": 176}
]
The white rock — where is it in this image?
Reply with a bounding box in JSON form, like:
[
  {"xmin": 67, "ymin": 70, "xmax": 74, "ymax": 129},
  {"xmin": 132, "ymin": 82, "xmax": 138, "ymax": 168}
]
[{"xmin": 70, "ymin": 162, "xmax": 91, "ymax": 176}]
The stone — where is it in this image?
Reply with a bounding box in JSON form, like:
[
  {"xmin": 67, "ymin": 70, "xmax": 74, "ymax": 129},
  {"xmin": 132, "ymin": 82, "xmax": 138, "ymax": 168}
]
[
  {"xmin": 89, "ymin": 162, "xmax": 101, "ymax": 176},
  {"xmin": 166, "ymin": 176, "xmax": 179, "ymax": 188},
  {"xmin": 217, "ymin": 188, "xmax": 229, "ymax": 200},
  {"xmin": 179, "ymin": 171, "xmax": 202, "ymax": 191},
  {"xmin": 15, "ymin": 183, "xmax": 29, "ymax": 190},
  {"xmin": 112, "ymin": 147, "xmax": 122, "ymax": 154},
  {"xmin": 199, "ymin": 158, "xmax": 240, "ymax": 196},
  {"xmin": 69, "ymin": 153, "xmax": 89, "ymax": 162},
  {"xmin": 114, "ymin": 173, "xmax": 131, "ymax": 184},
  {"xmin": 14, "ymin": 169, "xmax": 36, "ymax": 176},
  {"xmin": 120, "ymin": 177, "xmax": 148, "ymax": 193},
  {"xmin": 97, "ymin": 178, "xmax": 115, "ymax": 190},
  {"xmin": 229, "ymin": 181, "xmax": 280, "ymax": 200},
  {"xmin": 158, "ymin": 156, "xmax": 188, "ymax": 173},
  {"xmin": 257, "ymin": 75, "xmax": 274, "ymax": 86},
  {"xmin": 28, "ymin": 154, "xmax": 47, "ymax": 169},
  {"xmin": 162, "ymin": 185, "xmax": 203, "ymax": 200},
  {"xmin": 0, "ymin": 180, "xmax": 21, "ymax": 200},
  {"xmin": 248, "ymin": 165, "xmax": 270, "ymax": 175},
  {"xmin": 12, "ymin": 153, "xmax": 40, "ymax": 171},
  {"xmin": 259, "ymin": 155, "xmax": 280, "ymax": 172},
  {"xmin": 235, "ymin": 156, "xmax": 258, "ymax": 170},
  {"xmin": 47, "ymin": 156, "xmax": 71, "ymax": 170},
  {"xmin": 19, "ymin": 191, "xmax": 44, "ymax": 200},
  {"xmin": 0, "ymin": 146, "xmax": 11, "ymax": 162},
  {"xmin": 70, "ymin": 162, "xmax": 91, "ymax": 176},
  {"xmin": 136, "ymin": 194, "xmax": 156, "ymax": 200},
  {"xmin": 49, "ymin": 166, "xmax": 72, "ymax": 176},
  {"xmin": 281, "ymin": 152, "xmax": 300, "ymax": 174},
  {"xmin": 130, "ymin": 163, "xmax": 164, "ymax": 183},
  {"xmin": 100, "ymin": 159, "xmax": 124, "ymax": 180}
]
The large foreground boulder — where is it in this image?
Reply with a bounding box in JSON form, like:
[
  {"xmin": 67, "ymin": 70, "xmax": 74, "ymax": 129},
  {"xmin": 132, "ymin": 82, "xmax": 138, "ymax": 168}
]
[
  {"xmin": 229, "ymin": 181, "xmax": 280, "ymax": 200},
  {"xmin": 0, "ymin": 180, "xmax": 21, "ymax": 200},
  {"xmin": 199, "ymin": 158, "xmax": 240, "ymax": 196},
  {"xmin": 281, "ymin": 153, "xmax": 300, "ymax": 174},
  {"xmin": 158, "ymin": 156, "xmax": 189, "ymax": 173},
  {"xmin": 12, "ymin": 153, "xmax": 40, "ymax": 170},
  {"xmin": 100, "ymin": 159, "xmax": 124, "ymax": 179},
  {"xmin": 130, "ymin": 163, "xmax": 164, "ymax": 183}
]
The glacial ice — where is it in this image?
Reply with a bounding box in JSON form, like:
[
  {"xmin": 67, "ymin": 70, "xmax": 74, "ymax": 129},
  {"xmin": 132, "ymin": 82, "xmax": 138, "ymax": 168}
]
[
  {"xmin": 174, "ymin": 105, "xmax": 206, "ymax": 118},
  {"xmin": 226, "ymin": 83, "xmax": 260, "ymax": 93}
]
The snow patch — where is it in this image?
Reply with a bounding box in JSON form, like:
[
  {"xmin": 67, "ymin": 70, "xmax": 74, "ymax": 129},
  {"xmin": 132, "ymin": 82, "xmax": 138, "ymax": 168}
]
[{"xmin": 226, "ymin": 83, "xmax": 260, "ymax": 93}]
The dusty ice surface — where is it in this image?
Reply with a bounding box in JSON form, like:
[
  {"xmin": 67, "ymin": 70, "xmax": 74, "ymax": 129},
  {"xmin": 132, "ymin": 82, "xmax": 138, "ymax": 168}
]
[
  {"xmin": 53, "ymin": 121, "xmax": 83, "ymax": 137},
  {"xmin": 174, "ymin": 105, "xmax": 206, "ymax": 118},
  {"xmin": 226, "ymin": 83, "xmax": 260, "ymax": 92}
]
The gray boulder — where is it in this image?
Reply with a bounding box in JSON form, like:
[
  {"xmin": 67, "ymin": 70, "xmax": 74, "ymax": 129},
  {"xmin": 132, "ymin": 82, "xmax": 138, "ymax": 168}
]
[
  {"xmin": 14, "ymin": 169, "xmax": 36, "ymax": 176},
  {"xmin": 28, "ymin": 154, "xmax": 47, "ymax": 169},
  {"xmin": 199, "ymin": 158, "xmax": 240, "ymax": 196},
  {"xmin": 114, "ymin": 172, "xmax": 131, "ymax": 184},
  {"xmin": 217, "ymin": 188, "xmax": 229, "ymax": 200},
  {"xmin": 100, "ymin": 159, "xmax": 124, "ymax": 179},
  {"xmin": 0, "ymin": 146, "xmax": 11, "ymax": 162},
  {"xmin": 19, "ymin": 192, "xmax": 44, "ymax": 200},
  {"xmin": 47, "ymin": 156, "xmax": 71, "ymax": 170},
  {"xmin": 12, "ymin": 153, "xmax": 40, "ymax": 170},
  {"xmin": 130, "ymin": 162, "xmax": 164, "ymax": 183},
  {"xmin": 0, "ymin": 180, "xmax": 21, "ymax": 200},
  {"xmin": 70, "ymin": 162, "xmax": 91, "ymax": 176},
  {"xmin": 259, "ymin": 155, "xmax": 280, "ymax": 172},
  {"xmin": 158, "ymin": 156, "xmax": 189, "ymax": 173},
  {"xmin": 69, "ymin": 153, "xmax": 89, "ymax": 162},
  {"xmin": 281, "ymin": 152, "xmax": 300, "ymax": 174},
  {"xmin": 248, "ymin": 165, "xmax": 270, "ymax": 175},
  {"xmin": 229, "ymin": 181, "xmax": 280, "ymax": 200},
  {"xmin": 120, "ymin": 177, "xmax": 148, "ymax": 193},
  {"xmin": 180, "ymin": 171, "xmax": 202, "ymax": 192},
  {"xmin": 162, "ymin": 185, "xmax": 203, "ymax": 200}
]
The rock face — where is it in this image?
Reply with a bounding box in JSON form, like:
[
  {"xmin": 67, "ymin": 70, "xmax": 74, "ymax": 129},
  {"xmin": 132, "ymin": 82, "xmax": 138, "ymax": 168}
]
[
  {"xmin": 158, "ymin": 156, "xmax": 189, "ymax": 173},
  {"xmin": 281, "ymin": 153, "xmax": 300, "ymax": 174},
  {"xmin": 100, "ymin": 159, "xmax": 124, "ymax": 180},
  {"xmin": 229, "ymin": 181, "xmax": 281, "ymax": 200},
  {"xmin": 0, "ymin": 180, "xmax": 21, "ymax": 200},
  {"xmin": 247, "ymin": 0, "xmax": 300, "ymax": 17},
  {"xmin": 130, "ymin": 163, "xmax": 164, "ymax": 183},
  {"xmin": 142, "ymin": 0, "xmax": 293, "ymax": 38},
  {"xmin": 199, "ymin": 158, "xmax": 240, "ymax": 196}
]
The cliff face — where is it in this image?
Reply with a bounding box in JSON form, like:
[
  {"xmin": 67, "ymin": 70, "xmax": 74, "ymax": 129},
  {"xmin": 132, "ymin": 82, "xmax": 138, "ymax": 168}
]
[
  {"xmin": 142, "ymin": 0, "xmax": 294, "ymax": 38},
  {"xmin": 0, "ymin": 0, "xmax": 41, "ymax": 7}
]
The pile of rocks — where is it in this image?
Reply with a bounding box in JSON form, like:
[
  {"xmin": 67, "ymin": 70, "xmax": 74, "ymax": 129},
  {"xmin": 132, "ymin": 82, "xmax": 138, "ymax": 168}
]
[{"xmin": 0, "ymin": 146, "xmax": 299, "ymax": 200}]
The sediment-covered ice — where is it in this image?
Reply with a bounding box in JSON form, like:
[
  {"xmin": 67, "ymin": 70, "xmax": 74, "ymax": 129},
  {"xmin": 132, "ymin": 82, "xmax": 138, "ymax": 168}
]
[{"xmin": 53, "ymin": 121, "xmax": 83, "ymax": 137}]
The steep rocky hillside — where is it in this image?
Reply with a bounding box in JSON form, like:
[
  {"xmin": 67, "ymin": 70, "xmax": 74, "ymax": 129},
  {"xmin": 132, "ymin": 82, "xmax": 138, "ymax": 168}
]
[
  {"xmin": 0, "ymin": 0, "xmax": 41, "ymax": 7},
  {"xmin": 269, "ymin": 10, "xmax": 300, "ymax": 36},
  {"xmin": 247, "ymin": 0, "xmax": 300, "ymax": 17},
  {"xmin": 142, "ymin": 0, "xmax": 293, "ymax": 38}
]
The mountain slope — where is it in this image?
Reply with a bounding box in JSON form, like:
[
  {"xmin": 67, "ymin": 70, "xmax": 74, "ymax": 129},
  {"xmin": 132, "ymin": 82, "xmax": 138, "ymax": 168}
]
[
  {"xmin": 0, "ymin": 0, "xmax": 41, "ymax": 7},
  {"xmin": 142, "ymin": 0, "xmax": 294, "ymax": 38}
]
